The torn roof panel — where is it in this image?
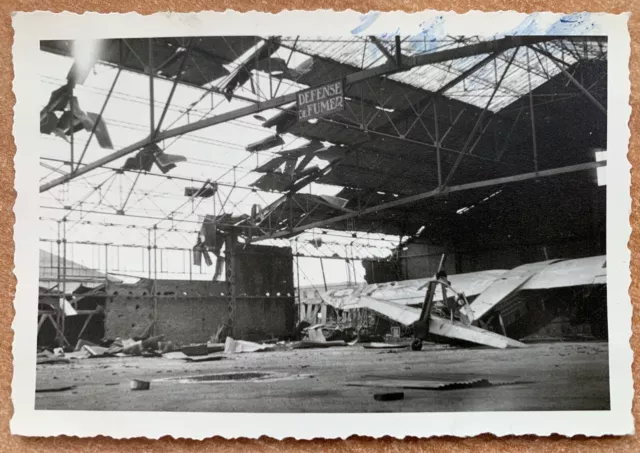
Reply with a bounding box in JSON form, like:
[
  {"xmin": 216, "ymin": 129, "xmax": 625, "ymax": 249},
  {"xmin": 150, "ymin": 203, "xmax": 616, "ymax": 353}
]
[
  {"xmin": 39, "ymin": 36, "xmax": 607, "ymax": 239},
  {"xmin": 280, "ymin": 36, "xmax": 606, "ymax": 112}
]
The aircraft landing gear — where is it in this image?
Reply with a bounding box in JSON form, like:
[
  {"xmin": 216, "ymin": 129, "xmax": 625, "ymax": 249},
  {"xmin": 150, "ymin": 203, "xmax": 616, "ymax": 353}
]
[{"xmin": 410, "ymin": 339, "xmax": 423, "ymax": 351}]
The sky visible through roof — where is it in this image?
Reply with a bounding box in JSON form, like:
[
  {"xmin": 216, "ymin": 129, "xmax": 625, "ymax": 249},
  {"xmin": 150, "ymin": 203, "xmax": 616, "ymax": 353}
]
[
  {"xmin": 38, "ymin": 28, "xmax": 607, "ymax": 289},
  {"xmin": 38, "ymin": 45, "xmax": 399, "ymax": 288}
]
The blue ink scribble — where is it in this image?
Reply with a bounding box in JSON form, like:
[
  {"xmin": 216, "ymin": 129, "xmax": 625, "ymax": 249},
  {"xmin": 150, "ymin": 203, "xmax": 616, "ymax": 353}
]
[
  {"xmin": 351, "ymin": 12, "xmax": 381, "ymax": 35},
  {"xmin": 507, "ymin": 14, "xmax": 542, "ymax": 36},
  {"xmin": 406, "ymin": 16, "xmax": 446, "ymax": 54},
  {"xmin": 546, "ymin": 13, "xmax": 597, "ymax": 35}
]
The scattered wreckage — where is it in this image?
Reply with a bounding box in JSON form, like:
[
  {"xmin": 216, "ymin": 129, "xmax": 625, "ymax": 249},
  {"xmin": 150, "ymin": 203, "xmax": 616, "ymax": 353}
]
[{"xmin": 36, "ymin": 255, "xmax": 607, "ymax": 366}]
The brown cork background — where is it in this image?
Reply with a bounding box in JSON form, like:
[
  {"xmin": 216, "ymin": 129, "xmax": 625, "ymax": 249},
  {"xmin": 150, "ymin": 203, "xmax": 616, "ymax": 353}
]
[{"xmin": 0, "ymin": 1, "xmax": 638, "ymax": 451}]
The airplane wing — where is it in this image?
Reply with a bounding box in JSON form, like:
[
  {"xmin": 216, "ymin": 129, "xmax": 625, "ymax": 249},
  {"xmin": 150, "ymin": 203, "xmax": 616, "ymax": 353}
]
[
  {"xmin": 321, "ymin": 269, "xmax": 507, "ymax": 309},
  {"xmin": 319, "ymin": 295, "xmax": 524, "ymax": 349},
  {"xmin": 320, "ymin": 255, "xmax": 606, "ymax": 347},
  {"xmin": 462, "ymin": 255, "xmax": 607, "ymax": 323},
  {"xmin": 521, "ymin": 255, "xmax": 606, "ymax": 290},
  {"xmin": 460, "ymin": 260, "xmax": 563, "ymax": 321}
]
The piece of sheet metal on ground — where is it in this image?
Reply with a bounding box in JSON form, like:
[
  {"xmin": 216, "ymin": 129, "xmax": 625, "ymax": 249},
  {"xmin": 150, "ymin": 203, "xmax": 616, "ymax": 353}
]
[
  {"xmin": 347, "ymin": 378, "xmax": 522, "ymax": 390},
  {"xmin": 348, "ymin": 379, "xmax": 491, "ymax": 390}
]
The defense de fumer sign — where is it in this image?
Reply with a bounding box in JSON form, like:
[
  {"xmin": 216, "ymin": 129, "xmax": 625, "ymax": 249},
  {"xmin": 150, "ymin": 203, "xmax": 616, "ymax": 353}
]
[{"xmin": 297, "ymin": 80, "xmax": 345, "ymax": 122}]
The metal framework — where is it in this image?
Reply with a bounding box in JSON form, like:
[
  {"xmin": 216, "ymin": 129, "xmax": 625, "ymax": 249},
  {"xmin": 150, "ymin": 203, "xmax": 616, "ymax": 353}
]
[
  {"xmin": 38, "ymin": 34, "xmax": 608, "ymax": 341},
  {"xmin": 39, "ymin": 35, "xmax": 593, "ymax": 193}
]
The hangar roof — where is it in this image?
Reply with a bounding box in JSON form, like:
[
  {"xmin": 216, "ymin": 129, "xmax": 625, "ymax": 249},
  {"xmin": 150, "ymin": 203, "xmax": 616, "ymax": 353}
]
[{"xmin": 39, "ymin": 35, "xmax": 607, "ymax": 241}]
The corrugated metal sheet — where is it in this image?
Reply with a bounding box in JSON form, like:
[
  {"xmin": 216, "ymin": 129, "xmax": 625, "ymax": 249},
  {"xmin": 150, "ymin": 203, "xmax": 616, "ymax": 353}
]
[{"xmin": 279, "ymin": 36, "xmax": 606, "ymax": 112}]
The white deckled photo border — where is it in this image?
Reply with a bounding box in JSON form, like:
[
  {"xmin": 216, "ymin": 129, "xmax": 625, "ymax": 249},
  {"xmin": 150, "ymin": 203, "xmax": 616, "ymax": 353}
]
[{"xmin": 10, "ymin": 10, "xmax": 633, "ymax": 440}]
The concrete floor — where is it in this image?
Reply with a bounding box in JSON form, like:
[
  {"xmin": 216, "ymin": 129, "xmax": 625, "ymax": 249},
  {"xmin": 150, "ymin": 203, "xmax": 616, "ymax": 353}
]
[{"xmin": 35, "ymin": 341, "xmax": 610, "ymax": 412}]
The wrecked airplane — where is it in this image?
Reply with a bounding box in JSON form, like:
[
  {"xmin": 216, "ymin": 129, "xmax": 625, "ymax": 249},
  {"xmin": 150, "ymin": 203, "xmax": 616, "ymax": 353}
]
[{"xmin": 320, "ymin": 255, "xmax": 607, "ymax": 349}]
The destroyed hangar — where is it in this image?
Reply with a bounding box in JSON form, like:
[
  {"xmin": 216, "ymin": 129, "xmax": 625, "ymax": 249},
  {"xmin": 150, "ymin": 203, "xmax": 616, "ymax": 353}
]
[{"xmin": 35, "ymin": 34, "xmax": 609, "ymax": 411}]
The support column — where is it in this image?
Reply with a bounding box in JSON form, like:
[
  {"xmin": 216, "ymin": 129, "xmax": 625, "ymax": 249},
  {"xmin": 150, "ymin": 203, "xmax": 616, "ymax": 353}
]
[
  {"xmin": 153, "ymin": 226, "xmax": 158, "ymax": 336},
  {"xmin": 104, "ymin": 243, "xmax": 108, "ymax": 275},
  {"xmin": 60, "ymin": 217, "xmax": 67, "ymax": 347},
  {"xmin": 148, "ymin": 39, "xmax": 155, "ymax": 135},
  {"xmin": 433, "ymin": 102, "xmax": 442, "ymax": 188},
  {"xmin": 225, "ymin": 230, "xmax": 238, "ymax": 338},
  {"xmin": 319, "ymin": 257, "xmax": 328, "ymax": 292},
  {"xmin": 295, "ymin": 239, "xmax": 301, "ymax": 326},
  {"xmin": 526, "ymin": 48, "xmax": 539, "ymax": 174},
  {"xmin": 55, "ymin": 221, "xmax": 62, "ymax": 347},
  {"xmin": 68, "ymin": 85, "xmax": 75, "ymax": 171}
]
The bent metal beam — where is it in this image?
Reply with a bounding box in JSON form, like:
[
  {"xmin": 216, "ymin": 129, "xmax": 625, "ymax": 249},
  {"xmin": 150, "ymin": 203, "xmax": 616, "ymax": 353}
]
[
  {"xmin": 249, "ymin": 160, "xmax": 607, "ymax": 242},
  {"xmin": 40, "ymin": 35, "xmax": 596, "ymax": 193}
]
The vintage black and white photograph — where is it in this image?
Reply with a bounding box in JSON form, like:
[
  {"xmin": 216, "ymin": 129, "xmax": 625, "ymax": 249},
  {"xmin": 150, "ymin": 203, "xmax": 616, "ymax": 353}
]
[{"xmin": 11, "ymin": 11, "xmax": 633, "ymax": 439}]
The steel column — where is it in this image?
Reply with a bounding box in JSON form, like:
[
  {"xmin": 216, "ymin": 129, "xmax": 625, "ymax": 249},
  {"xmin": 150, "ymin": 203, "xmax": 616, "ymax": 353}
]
[
  {"xmin": 55, "ymin": 222, "xmax": 62, "ymax": 347},
  {"xmin": 68, "ymin": 84, "xmax": 75, "ymax": 171},
  {"xmin": 153, "ymin": 226, "xmax": 158, "ymax": 336},
  {"xmin": 434, "ymin": 102, "xmax": 442, "ymax": 187},
  {"xmin": 60, "ymin": 217, "xmax": 68, "ymax": 347},
  {"xmin": 295, "ymin": 239, "xmax": 301, "ymax": 326},
  {"xmin": 526, "ymin": 48, "xmax": 539, "ymax": 173},
  {"xmin": 148, "ymin": 39, "xmax": 155, "ymax": 135},
  {"xmin": 225, "ymin": 231, "xmax": 238, "ymax": 337}
]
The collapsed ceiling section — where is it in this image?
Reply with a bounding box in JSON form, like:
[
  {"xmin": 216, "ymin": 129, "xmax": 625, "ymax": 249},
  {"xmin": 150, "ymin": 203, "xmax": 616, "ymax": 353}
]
[{"xmin": 39, "ymin": 35, "xmax": 608, "ymax": 241}]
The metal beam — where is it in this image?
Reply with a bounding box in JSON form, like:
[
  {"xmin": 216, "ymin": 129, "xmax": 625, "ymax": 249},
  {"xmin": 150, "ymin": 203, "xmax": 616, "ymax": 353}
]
[
  {"xmin": 74, "ymin": 68, "xmax": 122, "ymax": 172},
  {"xmin": 39, "ymin": 95, "xmax": 297, "ymax": 193},
  {"xmin": 148, "ymin": 39, "xmax": 155, "ymax": 135},
  {"xmin": 378, "ymin": 51, "xmax": 501, "ymax": 138},
  {"xmin": 251, "ymin": 160, "xmax": 606, "ymax": 241},
  {"xmin": 444, "ymin": 48, "xmax": 518, "ymax": 186},
  {"xmin": 346, "ymin": 35, "xmax": 580, "ymax": 85},
  {"xmin": 434, "ymin": 102, "xmax": 442, "ymax": 187},
  {"xmin": 529, "ymin": 44, "xmax": 607, "ymax": 115},
  {"xmin": 526, "ymin": 48, "xmax": 539, "ymax": 173},
  {"xmin": 154, "ymin": 39, "xmax": 194, "ymax": 137},
  {"xmin": 40, "ymin": 35, "xmax": 569, "ymax": 193},
  {"xmin": 369, "ymin": 36, "xmax": 395, "ymax": 64}
]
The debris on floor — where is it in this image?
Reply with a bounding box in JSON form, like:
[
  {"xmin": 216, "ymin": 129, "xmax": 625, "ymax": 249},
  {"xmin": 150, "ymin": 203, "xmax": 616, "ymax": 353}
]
[
  {"xmin": 158, "ymin": 371, "xmax": 314, "ymax": 384},
  {"xmin": 374, "ymin": 392, "xmax": 404, "ymax": 401},
  {"xmin": 36, "ymin": 351, "xmax": 71, "ymax": 365},
  {"xmin": 162, "ymin": 351, "xmax": 226, "ymax": 362},
  {"xmin": 36, "ymin": 385, "xmax": 76, "ymax": 393},
  {"xmin": 306, "ymin": 324, "xmax": 327, "ymax": 342},
  {"xmin": 64, "ymin": 349, "xmax": 91, "ymax": 360},
  {"xmin": 181, "ymin": 344, "xmax": 208, "ymax": 356},
  {"xmin": 83, "ymin": 344, "xmax": 111, "ymax": 357},
  {"xmin": 293, "ymin": 340, "xmax": 348, "ymax": 349},
  {"xmin": 292, "ymin": 324, "xmax": 349, "ymax": 348},
  {"xmin": 130, "ymin": 379, "xmax": 150, "ymax": 391},
  {"xmin": 224, "ymin": 337, "xmax": 275, "ymax": 354},
  {"xmin": 348, "ymin": 377, "xmax": 519, "ymax": 390},
  {"xmin": 181, "ymin": 342, "xmax": 225, "ymax": 356},
  {"xmin": 184, "ymin": 355, "xmax": 226, "ymax": 363},
  {"xmin": 362, "ymin": 342, "xmax": 409, "ymax": 349}
]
